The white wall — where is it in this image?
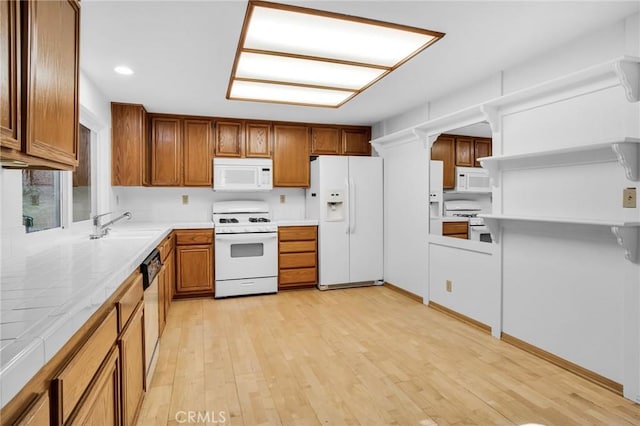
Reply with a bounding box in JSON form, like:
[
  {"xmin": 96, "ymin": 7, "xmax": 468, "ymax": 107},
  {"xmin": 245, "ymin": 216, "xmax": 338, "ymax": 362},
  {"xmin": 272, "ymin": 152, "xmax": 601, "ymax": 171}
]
[
  {"xmin": 374, "ymin": 11, "xmax": 640, "ymax": 399},
  {"xmin": 112, "ymin": 187, "xmax": 305, "ymax": 223},
  {"xmin": 380, "ymin": 141, "xmax": 429, "ymax": 298}
]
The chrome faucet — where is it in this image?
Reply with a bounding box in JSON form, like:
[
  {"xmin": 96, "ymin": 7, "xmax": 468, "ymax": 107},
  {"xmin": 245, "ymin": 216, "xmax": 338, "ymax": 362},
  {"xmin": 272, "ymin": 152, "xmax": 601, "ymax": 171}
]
[{"xmin": 90, "ymin": 211, "xmax": 132, "ymax": 239}]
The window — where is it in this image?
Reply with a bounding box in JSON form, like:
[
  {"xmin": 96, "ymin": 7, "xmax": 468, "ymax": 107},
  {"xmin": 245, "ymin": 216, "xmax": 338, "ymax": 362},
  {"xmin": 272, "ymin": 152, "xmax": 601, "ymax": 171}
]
[
  {"xmin": 73, "ymin": 124, "xmax": 92, "ymax": 222},
  {"xmin": 22, "ymin": 170, "xmax": 61, "ymax": 233}
]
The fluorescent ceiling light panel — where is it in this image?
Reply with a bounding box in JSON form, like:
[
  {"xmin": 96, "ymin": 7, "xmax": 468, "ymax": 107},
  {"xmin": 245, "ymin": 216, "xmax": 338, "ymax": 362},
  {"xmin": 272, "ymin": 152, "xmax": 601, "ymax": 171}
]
[
  {"xmin": 236, "ymin": 52, "xmax": 387, "ymax": 90},
  {"xmin": 227, "ymin": 1, "xmax": 444, "ymax": 108},
  {"xmin": 230, "ymin": 80, "xmax": 354, "ymax": 107}
]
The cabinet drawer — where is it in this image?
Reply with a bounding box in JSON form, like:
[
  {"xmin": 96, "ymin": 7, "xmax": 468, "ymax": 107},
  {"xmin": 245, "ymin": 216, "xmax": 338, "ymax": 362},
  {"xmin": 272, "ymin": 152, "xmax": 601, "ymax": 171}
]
[
  {"xmin": 280, "ymin": 252, "xmax": 316, "ymax": 269},
  {"xmin": 53, "ymin": 308, "xmax": 118, "ymax": 424},
  {"xmin": 279, "ymin": 268, "xmax": 317, "ymax": 285},
  {"xmin": 117, "ymin": 273, "xmax": 143, "ymax": 332},
  {"xmin": 279, "ymin": 241, "xmax": 316, "ymax": 253},
  {"xmin": 448, "ymin": 233, "xmax": 468, "ymax": 239},
  {"xmin": 175, "ymin": 229, "xmax": 213, "ymax": 245},
  {"xmin": 443, "ymin": 222, "xmax": 468, "ymax": 235},
  {"xmin": 279, "ymin": 226, "xmax": 317, "ymax": 241},
  {"xmin": 158, "ymin": 232, "xmax": 175, "ymax": 261}
]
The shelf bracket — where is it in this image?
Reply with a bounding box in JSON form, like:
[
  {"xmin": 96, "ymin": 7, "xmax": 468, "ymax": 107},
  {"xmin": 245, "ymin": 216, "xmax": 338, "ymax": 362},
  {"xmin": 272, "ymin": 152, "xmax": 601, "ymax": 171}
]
[
  {"xmin": 412, "ymin": 129, "xmax": 431, "ymax": 150},
  {"xmin": 614, "ymin": 60, "xmax": 640, "ymax": 103},
  {"xmin": 611, "ymin": 142, "xmax": 639, "ymax": 181},
  {"xmin": 611, "ymin": 226, "xmax": 639, "ymax": 264},
  {"xmin": 481, "ymin": 105, "xmax": 500, "ymax": 134}
]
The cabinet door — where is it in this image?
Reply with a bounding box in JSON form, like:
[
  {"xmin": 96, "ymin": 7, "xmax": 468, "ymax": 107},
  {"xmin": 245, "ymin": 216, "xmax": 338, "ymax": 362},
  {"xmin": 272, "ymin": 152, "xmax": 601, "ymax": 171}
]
[
  {"xmin": 14, "ymin": 392, "xmax": 50, "ymax": 426},
  {"xmin": 119, "ymin": 303, "xmax": 145, "ymax": 426},
  {"xmin": 0, "ymin": 0, "xmax": 19, "ymax": 150},
  {"xmin": 245, "ymin": 121, "xmax": 271, "ymax": 158},
  {"xmin": 183, "ymin": 119, "xmax": 212, "ymax": 186},
  {"xmin": 431, "ymin": 135, "xmax": 455, "ymax": 189},
  {"xmin": 474, "ymin": 138, "xmax": 492, "ymax": 167},
  {"xmin": 111, "ymin": 103, "xmax": 148, "ymax": 186},
  {"xmin": 158, "ymin": 264, "xmax": 166, "ymax": 336},
  {"xmin": 67, "ymin": 347, "xmax": 120, "ymax": 425},
  {"xmin": 176, "ymin": 245, "xmax": 213, "ymax": 296},
  {"xmin": 215, "ymin": 121, "xmax": 243, "ymax": 157},
  {"xmin": 151, "ymin": 117, "xmax": 182, "ymax": 186},
  {"xmin": 273, "ymin": 125, "xmax": 310, "ymax": 187},
  {"xmin": 455, "ymin": 137, "xmax": 473, "ymax": 167},
  {"xmin": 341, "ymin": 128, "xmax": 371, "ymax": 156},
  {"xmin": 310, "ymin": 127, "xmax": 340, "ymax": 155},
  {"xmin": 165, "ymin": 249, "xmax": 175, "ymax": 314},
  {"xmin": 24, "ymin": 0, "xmax": 79, "ymax": 167}
]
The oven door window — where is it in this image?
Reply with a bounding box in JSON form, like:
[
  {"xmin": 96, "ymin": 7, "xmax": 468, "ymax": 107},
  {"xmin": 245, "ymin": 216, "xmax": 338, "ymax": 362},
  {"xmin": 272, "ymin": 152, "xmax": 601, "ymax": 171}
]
[{"xmin": 230, "ymin": 242, "xmax": 264, "ymax": 258}]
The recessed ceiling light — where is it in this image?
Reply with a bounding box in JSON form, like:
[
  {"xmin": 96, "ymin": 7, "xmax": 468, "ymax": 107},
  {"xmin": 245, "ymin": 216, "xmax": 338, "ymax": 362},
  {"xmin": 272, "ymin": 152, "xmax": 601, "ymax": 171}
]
[
  {"xmin": 227, "ymin": 1, "xmax": 445, "ymax": 108},
  {"xmin": 114, "ymin": 65, "xmax": 134, "ymax": 75}
]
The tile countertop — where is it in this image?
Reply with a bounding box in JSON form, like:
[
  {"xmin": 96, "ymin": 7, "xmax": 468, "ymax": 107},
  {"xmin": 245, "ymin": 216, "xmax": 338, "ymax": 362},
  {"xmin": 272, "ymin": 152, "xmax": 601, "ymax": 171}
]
[
  {"xmin": 442, "ymin": 217, "xmax": 470, "ymax": 223},
  {"xmin": 0, "ymin": 221, "xmax": 214, "ymax": 409}
]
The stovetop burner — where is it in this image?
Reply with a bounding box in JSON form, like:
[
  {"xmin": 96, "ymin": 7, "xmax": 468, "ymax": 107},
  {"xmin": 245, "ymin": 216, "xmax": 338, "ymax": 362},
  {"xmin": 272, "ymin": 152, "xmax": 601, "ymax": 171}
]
[
  {"xmin": 452, "ymin": 213, "xmax": 478, "ymax": 218},
  {"xmin": 249, "ymin": 217, "xmax": 271, "ymax": 223},
  {"xmin": 219, "ymin": 218, "xmax": 239, "ymax": 224}
]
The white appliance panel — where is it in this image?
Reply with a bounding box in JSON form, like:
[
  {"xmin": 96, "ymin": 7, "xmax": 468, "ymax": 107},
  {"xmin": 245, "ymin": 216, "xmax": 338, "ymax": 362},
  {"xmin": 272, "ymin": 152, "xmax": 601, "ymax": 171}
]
[
  {"xmin": 348, "ymin": 156, "xmax": 383, "ymax": 283},
  {"xmin": 143, "ymin": 277, "xmax": 159, "ymax": 382},
  {"xmin": 214, "ymin": 232, "xmax": 278, "ymax": 281},
  {"xmin": 317, "ymin": 156, "xmax": 350, "ymax": 285}
]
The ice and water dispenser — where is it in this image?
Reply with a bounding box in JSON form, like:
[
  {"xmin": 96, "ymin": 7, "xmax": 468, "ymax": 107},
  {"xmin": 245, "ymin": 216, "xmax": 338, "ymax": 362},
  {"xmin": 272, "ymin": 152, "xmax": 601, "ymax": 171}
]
[{"xmin": 325, "ymin": 190, "xmax": 345, "ymax": 221}]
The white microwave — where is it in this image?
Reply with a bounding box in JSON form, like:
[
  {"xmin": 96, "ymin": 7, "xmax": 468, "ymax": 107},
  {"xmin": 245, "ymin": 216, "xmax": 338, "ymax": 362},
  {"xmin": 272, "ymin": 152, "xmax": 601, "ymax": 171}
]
[
  {"xmin": 213, "ymin": 158, "xmax": 273, "ymax": 191},
  {"xmin": 455, "ymin": 167, "xmax": 491, "ymax": 192}
]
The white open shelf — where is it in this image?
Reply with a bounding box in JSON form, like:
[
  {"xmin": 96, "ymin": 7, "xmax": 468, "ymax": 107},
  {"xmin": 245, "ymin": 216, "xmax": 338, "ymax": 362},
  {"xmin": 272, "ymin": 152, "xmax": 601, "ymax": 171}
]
[
  {"xmin": 480, "ymin": 214, "xmax": 640, "ymax": 263},
  {"xmin": 479, "ymin": 137, "xmax": 640, "ymax": 183}
]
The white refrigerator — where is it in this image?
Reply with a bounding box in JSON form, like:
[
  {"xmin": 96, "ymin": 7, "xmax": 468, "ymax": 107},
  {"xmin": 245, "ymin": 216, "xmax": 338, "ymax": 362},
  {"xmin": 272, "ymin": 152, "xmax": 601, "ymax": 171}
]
[
  {"xmin": 306, "ymin": 156, "xmax": 383, "ymax": 289},
  {"xmin": 429, "ymin": 160, "xmax": 444, "ymax": 236}
]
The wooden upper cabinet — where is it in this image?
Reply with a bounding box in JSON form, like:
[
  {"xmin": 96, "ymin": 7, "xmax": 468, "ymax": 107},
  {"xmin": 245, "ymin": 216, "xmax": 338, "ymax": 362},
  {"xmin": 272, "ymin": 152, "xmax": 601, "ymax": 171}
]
[
  {"xmin": 474, "ymin": 138, "xmax": 492, "ymax": 166},
  {"xmin": 341, "ymin": 128, "xmax": 371, "ymax": 156},
  {"xmin": 245, "ymin": 121, "xmax": 272, "ymax": 158},
  {"xmin": 0, "ymin": 0, "xmax": 19, "ymax": 150},
  {"xmin": 273, "ymin": 124, "xmax": 310, "ymax": 187},
  {"xmin": 23, "ymin": 0, "xmax": 80, "ymax": 168},
  {"xmin": 183, "ymin": 119, "xmax": 212, "ymax": 186},
  {"xmin": 215, "ymin": 120, "xmax": 243, "ymax": 157},
  {"xmin": 431, "ymin": 135, "xmax": 455, "ymax": 189},
  {"xmin": 311, "ymin": 127, "xmax": 340, "ymax": 155},
  {"xmin": 111, "ymin": 103, "xmax": 148, "ymax": 186},
  {"xmin": 455, "ymin": 137, "xmax": 474, "ymax": 167},
  {"xmin": 150, "ymin": 117, "xmax": 182, "ymax": 186}
]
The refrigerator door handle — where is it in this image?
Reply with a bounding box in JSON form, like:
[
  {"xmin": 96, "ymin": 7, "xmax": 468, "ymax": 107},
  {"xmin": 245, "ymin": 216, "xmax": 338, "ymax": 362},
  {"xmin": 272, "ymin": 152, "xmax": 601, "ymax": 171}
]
[
  {"xmin": 345, "ymin": 177, "xmax": 350, "ymax": 234},
  {"xmin": 349, "ymin": 177, "xmax": 356, "ymax": 234}
]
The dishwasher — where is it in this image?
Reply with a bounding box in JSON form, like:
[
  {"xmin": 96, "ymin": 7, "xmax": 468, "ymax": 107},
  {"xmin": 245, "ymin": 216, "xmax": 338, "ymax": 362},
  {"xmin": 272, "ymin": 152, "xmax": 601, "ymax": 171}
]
[{"xmin": 140, "ymin": 248, "xmax": 162, "ymax": 385}]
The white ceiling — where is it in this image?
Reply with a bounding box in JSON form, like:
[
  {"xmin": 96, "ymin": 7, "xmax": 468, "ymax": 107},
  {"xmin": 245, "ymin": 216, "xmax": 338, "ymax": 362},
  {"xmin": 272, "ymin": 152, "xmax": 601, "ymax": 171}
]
[{"xmin": 81, "ymin": 1, "xmax": 639, "ymax": 126}]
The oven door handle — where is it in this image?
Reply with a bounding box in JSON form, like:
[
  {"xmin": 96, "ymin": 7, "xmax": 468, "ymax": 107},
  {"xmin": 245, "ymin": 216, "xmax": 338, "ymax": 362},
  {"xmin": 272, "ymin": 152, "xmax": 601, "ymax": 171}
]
[{"xmin": 215, "ymin": 233, "xmax": 277, "ymax": 242}]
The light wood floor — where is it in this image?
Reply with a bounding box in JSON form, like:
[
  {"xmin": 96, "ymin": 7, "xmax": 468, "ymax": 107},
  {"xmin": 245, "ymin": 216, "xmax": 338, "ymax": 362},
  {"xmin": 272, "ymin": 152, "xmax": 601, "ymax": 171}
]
[{"xmin": 137, "ymin": 287, "xmax": 640, "ymax": 425}]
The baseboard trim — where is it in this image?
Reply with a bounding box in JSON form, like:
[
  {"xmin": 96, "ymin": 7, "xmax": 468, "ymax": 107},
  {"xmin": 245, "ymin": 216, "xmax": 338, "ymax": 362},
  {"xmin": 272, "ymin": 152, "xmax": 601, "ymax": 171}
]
[
  {"xmin": 383, "ymin": 282, "xmax": 423, "ymax": 303},
  {"xmin": 501, "ymin": 332, "xmax": 623, "ymax": 396},
  {"xmin": 428, "ymin": 301, "xmax": 491, "ymax": 334}
]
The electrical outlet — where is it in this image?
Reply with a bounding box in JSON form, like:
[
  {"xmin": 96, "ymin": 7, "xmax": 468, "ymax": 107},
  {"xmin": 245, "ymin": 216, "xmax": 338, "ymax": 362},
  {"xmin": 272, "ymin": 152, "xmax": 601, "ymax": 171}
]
[
  {"xmin": 623, "ymin": 188, "xmax": 636, "ymax": 208},
  {"xmin": 182, "ymin": 195, "xmax": 189, "ymax": 205},
  {"xmin": 446, "ymin": 280, "xmax": 452, "ymax": 292},
  {"xmin": 280, "ymin": 194, "xmax": 286, "ymax": 204}
]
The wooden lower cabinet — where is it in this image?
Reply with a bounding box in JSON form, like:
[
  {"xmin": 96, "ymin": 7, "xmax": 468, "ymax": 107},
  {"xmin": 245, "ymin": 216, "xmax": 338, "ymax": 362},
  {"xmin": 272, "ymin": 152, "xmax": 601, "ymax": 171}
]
[
  {"xmin": 119, "ymin": 302, "xmax": 145, "ymax": 426},
  {"xmin": 278, "ymin": 226, "xmax": 318, "ymax": 289},
  {"xmin": 174, "ymin": 229, "xmax": 214, "ymax": 297},
  {"xmin": 443, "ymin": 221, "xmax": 468, "ymax": 239},
  {"xmin": 67, "ymin": 347, "xmax": 120, "ymax": 425},
  {"xmin": 0, "ymin": 271, "xmax": 149, "ymax": 426},
  {"xmin": 14, "ymin": 392, "xmax": 50, "ymax": 425}
]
